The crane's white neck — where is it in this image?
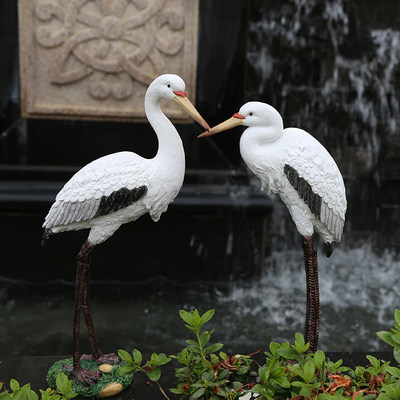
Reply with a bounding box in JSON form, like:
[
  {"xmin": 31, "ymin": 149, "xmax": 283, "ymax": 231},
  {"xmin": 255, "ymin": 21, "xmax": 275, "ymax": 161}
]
[
  {"xmin": 241, "ymin": 124, "xmax": 284, "ymax": 147},
  {"xmin": 145, "ymin": 89, "xmax": 185, "ymax": 165}
]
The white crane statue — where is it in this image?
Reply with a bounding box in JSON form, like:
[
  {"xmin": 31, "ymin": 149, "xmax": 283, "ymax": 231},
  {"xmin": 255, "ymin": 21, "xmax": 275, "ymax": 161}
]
[
  {"xmin": 199, "ymin": 101, "xmax": 347, "ymax": 352},
  {"xmin": 42, "ymin": 74, "xmax": 210, "ymax": 385}
]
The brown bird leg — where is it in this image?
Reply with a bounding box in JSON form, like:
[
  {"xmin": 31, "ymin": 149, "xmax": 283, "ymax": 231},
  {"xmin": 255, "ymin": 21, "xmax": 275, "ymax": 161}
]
[
  {"xmin": 80, "ymin": 246, "xmax": 119, "ymax": 365},
  {"xmin": 302, "ymin": 235, "xmax": 320, "ymax": 353},
  {"xmin": 70, "ymin": 241, "xmax": 101, "ymax": 385}
]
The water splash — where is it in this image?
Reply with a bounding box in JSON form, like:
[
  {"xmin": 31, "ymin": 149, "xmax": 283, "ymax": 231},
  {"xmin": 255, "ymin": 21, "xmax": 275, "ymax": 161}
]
[
  {"xmin": 1, "ymin": 245, "xmax": 398, "ymax": 356},
  {"xmin": 247, "ymin": 0, "xmax": 400, "ymax": 171},
  {"xmin": 218, "ymin": 244, "xmax": 400, "ymax": 351}
]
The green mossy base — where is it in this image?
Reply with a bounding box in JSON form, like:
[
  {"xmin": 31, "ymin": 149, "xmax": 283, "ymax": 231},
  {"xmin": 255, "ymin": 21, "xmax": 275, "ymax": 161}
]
[{"xmin": 47, "ymin": 358, "xmax": 133, "ymax": 398}]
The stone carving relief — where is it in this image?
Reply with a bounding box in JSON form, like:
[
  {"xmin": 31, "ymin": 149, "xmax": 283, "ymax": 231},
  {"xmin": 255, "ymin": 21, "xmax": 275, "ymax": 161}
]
[{"xmin": 18, "ymin": 0, "xmax": 199, "ymax": 121}]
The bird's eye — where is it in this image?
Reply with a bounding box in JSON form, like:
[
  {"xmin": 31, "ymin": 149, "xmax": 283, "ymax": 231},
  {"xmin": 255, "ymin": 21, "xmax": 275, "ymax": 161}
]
[
  {"xmin": 167, "ymin": 83, "xmax": 171, "ymax": 88},
  {"xmin": 249, "ymin": 112, "xmax": 254, "ymax": 116}
]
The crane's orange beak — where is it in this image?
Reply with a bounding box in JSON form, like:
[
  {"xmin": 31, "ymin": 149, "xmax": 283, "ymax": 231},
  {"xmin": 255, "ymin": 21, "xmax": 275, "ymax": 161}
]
[
  {"xmin": 173, "ymin": 91, "xmax": 211, "ymax": 132},
  {"xmin": 198, "ymin": 113, "xmax": 245, "ymax": 138}
]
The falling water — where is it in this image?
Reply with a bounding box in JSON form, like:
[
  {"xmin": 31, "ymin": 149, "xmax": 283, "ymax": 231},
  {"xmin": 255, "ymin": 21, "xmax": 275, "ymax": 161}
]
[
  {"xmin": 0, "ymin": 243, "xmax": 399, "ymax": 357},
  {"xmin": 247, "ymin": 0, "xmax": 400, "ymax": 172}
]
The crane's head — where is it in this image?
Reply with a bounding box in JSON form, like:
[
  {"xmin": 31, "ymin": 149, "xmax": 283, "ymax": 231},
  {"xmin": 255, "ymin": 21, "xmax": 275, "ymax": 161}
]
[
  {"xmin": 198, "ymin": 101, "xmax": 283, "ymax": 138},
  {"xmin": 148, "ymin": 74, "xmax": 210, "ymax": 131}
]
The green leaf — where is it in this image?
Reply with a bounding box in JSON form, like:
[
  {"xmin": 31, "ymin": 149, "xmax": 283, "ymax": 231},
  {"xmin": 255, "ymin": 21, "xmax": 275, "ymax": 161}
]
[
  {"xmin": 199, "ymin": 331, "xmax": 212, "ymax": 347},
  {"xmin": 269, "ymin": 342, "xmax": 281, "ymax": 356},
  {"xmin": 201, "ymin": 359, "xmax": 212, "ymax": 369},
  {"xmin": 218, "ymin": 369, "xmax": 229, "ymax": 380},
  {"xmin": 276, "ymin": 346, "xmax": 300, "ymax": 360},
  {"xmin": 313, "ymin": 350, "xmax": 326, "ymax": 370},
  {"xmin": 251, "ymin": 384, "xmax": 263, "ymax": 394},
  {"xmin": 200, "ymin": 309, "xmax": 215, "ymax": 325},
  {"xmin": 169, "ymin": 388, "xmax": 184, "ymax": 394},
  {"xmin": 187, "ymin": 344, "xmax": 201, "ymax": 354},
  {"xmin": 56, "ymin": 373, "xmax": 68, "ymax": 393},
  {"xmin": 150, "ymin": 353, "xmax": 159, "ymax": 363},
  {"xmin": 394, "ymin": 348, "xmax": 400, "ymax": 364},
  {"xmin": 118, "ymin": 349, "xmax": 133, "ymax": 364},
  {"xmin": 118, "ymin": 365, "xmax": 137, "ymax": 376},
  {"xmin": 273, "ymin": 375, "xmax": 291, "ymax": 388},
  {"xmin": 192, "ymin": 387, "xmax": 206, "ymax": 398},
  {"xmin": 295, "ymin": 332, "xmax": 305, "ymax": 348},
  {"xmin": 291, "ymin": 381, "xmax": 306, "ymax": 388},
  {"xmin": 258, "ymin": 366, "xmax": 269, "ymax": 382},
  {"xmin": 202, "ymin": 372, "xmax": 214, "ymax": 382},
  {"xmin": 193, "ymin": 309, "xmax": 202, "ymax": 328},
  {"xmin": 395, "ymin": 309, "xmax": 400, "ymax": 325},
  {"xmin": 185, "ymin": 324, "xmax": 196, "ymax": 332},
  {"xmin": 156, "ymin": 353, "xmax": 171, "ymax": 366},
  {"xmin": 28, "ymin": 390, "xmax": 38, "ymax": 400},
  {"xmin": 237, "ymin": 365, "xmax": 249, "ymax": 375},
  {"xmin": 366, "ymin": 355, "xmax": 380, "ymax": 369},
  {"xmin": 147, "ymin": 368, "xmax": 161, "ymax": 382},
  {"xmin": 232, "ymin": 381, "xmax": 242, "ymax": 391},
  {"xmin": 210, "ymin": 354, "xmax": 219, "ymax": 364},
  {"xmin": 363, "ymin": 395, "xmax": 379, "ymax": 400},
  {"xmin": 204, "ymin": 343, "xmax": 223, "ymax": 354},
  {"xmin": 303, "ymin": 360, "xmax": 316, "ymax": 383},
  {"xmin": 179, "ymin": 310, "xmax": 194, "ymax": 325},
  {"xmin": 377, "ymin": 331, "xmax": 400, "ymax": 350},
  {"xmin": 133, "ymin": 349, "xmax": 142, "ymax": 365},
  {"xmin": 10, "ymin": 379, "xmax": 20, "ymax": 392}
]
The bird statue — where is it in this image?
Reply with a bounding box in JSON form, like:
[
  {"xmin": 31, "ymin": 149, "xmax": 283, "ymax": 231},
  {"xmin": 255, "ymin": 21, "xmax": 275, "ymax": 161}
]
[
  {"xmin": 199, "ymin": 101, "xmax": 346, "ymax": 352},
  {"xmin": 42, "ymin": 74, "xmax": 210, "ymax": 385}
]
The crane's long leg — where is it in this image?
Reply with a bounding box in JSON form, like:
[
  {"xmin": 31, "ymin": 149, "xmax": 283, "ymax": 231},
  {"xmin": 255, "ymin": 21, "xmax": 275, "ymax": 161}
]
[
  {"xmin": 80, "ymin": 245, "xmax": 119, "ymax": 365},
  {"xmin": 70, "ymin": 241, "xmax": 101, "ymax": 385},
  {"xmin": 81, "ymin": 242, "xmax": 101, "ymax": 359},
  {"xmin": 302, "ymin": 236, "xmax": 320, "ymax": 353}
]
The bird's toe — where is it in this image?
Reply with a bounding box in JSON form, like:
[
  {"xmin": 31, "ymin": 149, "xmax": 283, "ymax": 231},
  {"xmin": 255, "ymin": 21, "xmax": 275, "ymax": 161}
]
[
  {"xmin": 96, "ymin": 353, "xmax": 120, "ymax": 365},
  {"xmin": 73, "ymin": 367, "xmax": 101, "ymax": 385}
]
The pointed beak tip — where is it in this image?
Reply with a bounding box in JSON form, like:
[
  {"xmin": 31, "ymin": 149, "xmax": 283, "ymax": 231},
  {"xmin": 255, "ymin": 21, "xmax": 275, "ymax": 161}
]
[{"xmin": 198, "ymin": 131, "xmax": 210, "ymax": 139}]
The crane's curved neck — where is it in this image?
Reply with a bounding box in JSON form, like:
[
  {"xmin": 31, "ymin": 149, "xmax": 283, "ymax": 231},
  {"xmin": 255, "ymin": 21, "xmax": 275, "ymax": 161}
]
[{"xmin": 145, "ymin": 89, "xmax": 184, "ymax": 164}]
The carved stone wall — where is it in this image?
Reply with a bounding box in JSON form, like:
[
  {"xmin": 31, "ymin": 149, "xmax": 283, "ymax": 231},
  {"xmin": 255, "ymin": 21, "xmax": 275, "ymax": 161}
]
[{"xmin": 18, "ymin": 0, "xmax": 199, "ymax": 121}]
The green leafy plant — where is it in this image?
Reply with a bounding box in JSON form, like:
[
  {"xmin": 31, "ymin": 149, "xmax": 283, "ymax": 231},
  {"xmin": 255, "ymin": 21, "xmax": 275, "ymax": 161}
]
[
  {"xmin": 3, "ymin": 309, "xmax": 400, "ymax": 399},
  {"xmin": 377, "ymin": 309, "xmax": 400, "ymax": 365},
  {"xmin": 118, "ymin": 348, "xmax": 171, "ymax": 382},
  {"xmin": 249, "ymin": 309, "xmax": 400, "ymax": 400},
  {"xmin": 167, "ymin": 308, "xmax": 400, "ymax": 400},
  {"xmin": 169, "ymin": 309, "xmax": 255, "ymax": 399},
  {"xmin": 0, "ymin": 372, "xmax": 77, "ymax": 400}
]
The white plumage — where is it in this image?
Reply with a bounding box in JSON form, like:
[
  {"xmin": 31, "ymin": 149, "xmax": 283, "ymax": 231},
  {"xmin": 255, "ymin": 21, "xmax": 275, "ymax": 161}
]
[
  {"xmin": 199, "ymin": 101, "xmax": 347, "ymax": 352},
  {"xmin": 43, "ymin": 74, "xmax": 209, "ymax": 245},
  {"xmin": 42, "ymin": 74, "xmax": 210, "ymax": 385},
  {"xmin": 201, "ymin": 101, "xmax": 346, "ymax": 251}
]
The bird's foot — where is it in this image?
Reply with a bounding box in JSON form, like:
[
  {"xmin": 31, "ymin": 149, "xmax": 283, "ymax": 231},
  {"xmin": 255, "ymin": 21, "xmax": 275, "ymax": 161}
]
[
  {"xmin": 63, "ymin": 365, "xmax": 101, "ymax": 385},
  {"xmin": 74, "ymin": 367, "xmax": 101, "ymax": 385},
  {"xmin": 81, "ymin": 352, "xmax": 120, "ymax": 365},
  {"xmin": 97, "ymin": 352, "xmax": 120, "ymax": 365}
]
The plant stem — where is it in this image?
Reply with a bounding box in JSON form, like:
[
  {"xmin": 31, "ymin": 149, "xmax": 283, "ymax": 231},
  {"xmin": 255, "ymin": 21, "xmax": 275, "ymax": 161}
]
[
  {"xmin": 156, "ymin": 381, "xmax": 171, "ymax": 400},
  {"xmin": 196, "ymin": 331, "xmax": 206, "ymax": 360}
]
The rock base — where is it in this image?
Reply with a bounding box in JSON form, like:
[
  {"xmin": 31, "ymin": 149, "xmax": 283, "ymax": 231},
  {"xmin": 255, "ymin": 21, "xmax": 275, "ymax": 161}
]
[{"xmin": 47, "ymin": 358, "xmax": 133, "ymax": 398}]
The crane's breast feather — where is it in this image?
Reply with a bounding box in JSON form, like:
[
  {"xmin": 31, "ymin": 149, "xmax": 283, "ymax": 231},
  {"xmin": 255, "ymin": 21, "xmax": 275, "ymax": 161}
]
[
  {"xmin": 284, "ymin": 164, "xmax": 344, "ymax": 241},
  {"xmin": 44, "ymin": 186, "xmax": 148, "ymax": 228}
]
